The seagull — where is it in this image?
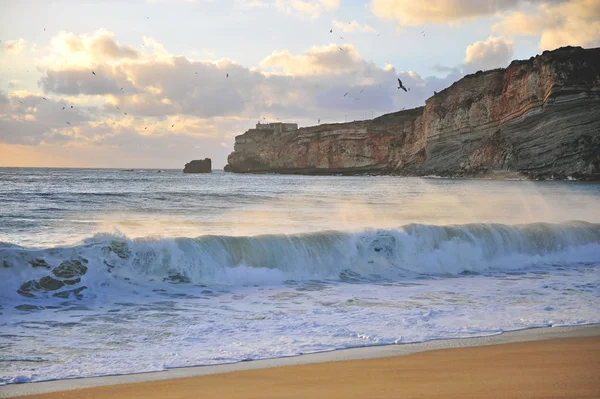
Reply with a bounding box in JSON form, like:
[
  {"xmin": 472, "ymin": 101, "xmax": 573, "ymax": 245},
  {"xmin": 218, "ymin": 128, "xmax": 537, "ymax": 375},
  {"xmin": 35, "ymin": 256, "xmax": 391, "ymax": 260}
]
[
  {"xmin": 124, "ymin": 112, "xmax": 127, "ymax": 115},
  {"xmin": 42, "ymin": 97, "xmax": 47, "ymax": 101},
  {"xmin": 116, "ymin": 106, "xmax": 120, "ymax": 110},
  {"xmin": 360, "ymin": 89, "xmax": 364, "ymax": 94},
  {"xmin": 145, "ymin": 127, "xmax": 148, "ymax": 129},
  {"xmin": 339, "ymin": 47, "xmax": 344, "ymax": 51},
  {"xmin": 397, "ymin": 78, "xmax": 408, "ymax": 92},
  {"xmin": 171, "ymin": 124, "xmax": 175, "ymax": 128},
  {"xmin": 62, "ymin": 106, "xmax": 65, "ymax": 110},
  {"xmin": 377, "ymin": 33, "xmax": 381, "ymax": 37},
  {"xmin": 340, "ymin": 36, "xmax": 344, "ymax": 40},
  {"xmin": 70, "ymin": 105, "xmax": 74, "ymax": 108},
  {"xmin": 66, "ymin": 122, "xmax": 71, "ymax": 125},
  {"xmin": 343, "ymin": 93, "xmax": 348, "ymax": 97},
  {"xmin": 226, "ymin": 73, "xmax": 229, "ymax": 78},
  {"xmin": 92, "ymin": 71, "xmax": 96, "ymax": 75},
  {"xmin": 329, "ymin": 29, "xmax": 332, "ymax": 33},
  {"xmin": 120, "ymin": 87, "xmax": 123, "ymax": 90}
]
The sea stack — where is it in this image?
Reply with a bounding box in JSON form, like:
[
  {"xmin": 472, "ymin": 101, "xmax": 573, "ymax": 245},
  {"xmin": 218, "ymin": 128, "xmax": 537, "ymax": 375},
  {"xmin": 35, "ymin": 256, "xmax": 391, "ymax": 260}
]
[{"xmin": 183, "ymin": 158, "xmax": 212, "ymax": 173}]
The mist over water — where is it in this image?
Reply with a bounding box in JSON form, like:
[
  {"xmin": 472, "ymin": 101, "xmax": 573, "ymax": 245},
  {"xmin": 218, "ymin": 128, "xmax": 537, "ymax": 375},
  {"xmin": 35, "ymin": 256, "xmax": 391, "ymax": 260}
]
[{"xmin": 0, "ymin": 168, "xmax": 599, "ymax": 385}]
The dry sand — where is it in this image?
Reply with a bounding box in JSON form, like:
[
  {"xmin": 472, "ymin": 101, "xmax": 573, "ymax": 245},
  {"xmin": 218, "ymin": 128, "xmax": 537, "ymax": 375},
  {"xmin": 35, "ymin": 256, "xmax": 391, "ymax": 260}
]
[{"xmin": 8, "ymin": 334, "xmax": 600, "ymax": 399}]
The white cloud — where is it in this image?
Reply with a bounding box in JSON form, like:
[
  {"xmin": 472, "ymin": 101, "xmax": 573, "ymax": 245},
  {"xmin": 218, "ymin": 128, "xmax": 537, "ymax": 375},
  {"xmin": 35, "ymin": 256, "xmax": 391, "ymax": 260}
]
[
  {"xmin": 369, "ymin": 0, "xmax": 554, "ymax": 26},
  {"xmin": 333, "ymin": 19, "xmax": 376, "ymax": 33},
  {"xmin": 3, "ymin": 39, "xmax": 27, "ymax": 55},
  {"xmin": 494, "ymin": 0, "xmax": 600, "ymax": 50},
  {"xmin": 464, "ymin": 36, "xmax": 514, "ymax": 72}
]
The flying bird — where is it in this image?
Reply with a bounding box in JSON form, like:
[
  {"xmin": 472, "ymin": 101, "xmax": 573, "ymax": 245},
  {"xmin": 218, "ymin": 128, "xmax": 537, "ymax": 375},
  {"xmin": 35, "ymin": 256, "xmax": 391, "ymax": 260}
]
[
  {"xmin": 92, "ymin": 71, "xmax": 96, "ymax": 75},
  {"xmin": 70, "ymin": 105, "xmax": 73, "ymax": 108},
  {"xmin": 116, "ymin": 106, "xmax": 120, "ymax": 110},
  {"xmin": 340, "ymin": 36, "xmax": 344, "ymax": 40},
  {"xmin": 329, "ymin": 29, "xmax": 332, "ymax": 33},
  {"xmin": 195, "ymin": 72, "xmax": 198, "ymax": 74},
  {"xmin": 18, "ymin": 100, "xmax": 24, "ymax": 104},
  {"xmin": 124, "ymin": 112, "xmax": 127, "ymax": 115},
  {"xmin": 377, "ymin": 33, "xmax": 381, "ymax": 37},
  {"xmin": 120, "ymin": 87, "xmax": 123, "ymax": 90},
  {"xmin": 62, "ymin": 107, "xmax": 65, "ymax": 110},
  {"xmin": 397, "ymin": 78, "xmax": 408, "ymax": 92},
  {"xmin": 42, "ymin": 97, "xmax": 47, "ymax": 101},
  {"xmin": 226, "ymin": 73, "xmax": 229, "ymax": 78},
  {"xmin": 343, "ymin": 93, "xmax": 348, "ymax": 97},
  {"xmin": 171, "ymin": 124, "xmax": 175, "ymax": 128},
  {"xmin": 339, "ymin": 47, "xmax": 344, "ymax": 51},
  {"xmin": 360, "ymin": 89, "xmax": 364, "ymax": 94},
  {"xmin": 145, "ymin": 127, "xmax": 148, "ymax": 129},
  {"xmin": 66, "ymin": 122, "xmax": 71, "ymax": 125}
]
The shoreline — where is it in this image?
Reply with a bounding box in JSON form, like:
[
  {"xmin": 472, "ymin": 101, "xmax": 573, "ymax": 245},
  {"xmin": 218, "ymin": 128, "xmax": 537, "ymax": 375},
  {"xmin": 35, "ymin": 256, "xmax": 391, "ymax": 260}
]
[{"xmin": 2, "ymin": 324, "xmax": 599, "ymax": 398}]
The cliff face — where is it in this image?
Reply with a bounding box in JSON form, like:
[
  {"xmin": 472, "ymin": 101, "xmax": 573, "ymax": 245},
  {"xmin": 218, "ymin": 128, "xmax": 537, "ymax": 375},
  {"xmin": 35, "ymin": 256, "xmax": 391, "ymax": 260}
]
[{"xmin": 226, "ymin": 46, "xmax": 600, "ymax": 179}]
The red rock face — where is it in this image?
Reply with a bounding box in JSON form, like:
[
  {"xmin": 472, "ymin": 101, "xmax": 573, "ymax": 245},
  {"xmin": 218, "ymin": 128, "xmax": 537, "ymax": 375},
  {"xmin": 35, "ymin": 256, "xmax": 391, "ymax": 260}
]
[{"xmin": 227, "ymin": 46, "xmax": 600, "ymax": 179}]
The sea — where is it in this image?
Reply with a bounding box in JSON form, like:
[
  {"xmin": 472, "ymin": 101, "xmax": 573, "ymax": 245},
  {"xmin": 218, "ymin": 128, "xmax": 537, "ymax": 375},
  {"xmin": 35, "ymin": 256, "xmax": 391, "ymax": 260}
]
[{"xmin": 0, "ymin": 168, "xmax": 599, "ymax": 385}]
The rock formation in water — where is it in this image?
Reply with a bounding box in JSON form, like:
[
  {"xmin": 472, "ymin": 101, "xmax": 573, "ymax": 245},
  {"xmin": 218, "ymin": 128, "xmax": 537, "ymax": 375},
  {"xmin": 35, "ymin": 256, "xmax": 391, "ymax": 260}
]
[
  {"xmin": 183, "ymin": 158, "xmax": 212, "ymax": 173},
  {"xmin": 226, "ymin": 46, "xmax": 600, "ymax": 180}
]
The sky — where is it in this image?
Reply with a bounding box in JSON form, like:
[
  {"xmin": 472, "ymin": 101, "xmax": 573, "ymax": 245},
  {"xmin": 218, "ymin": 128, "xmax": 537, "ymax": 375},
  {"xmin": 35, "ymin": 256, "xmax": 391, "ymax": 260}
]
[{"xmin": 0, "ymin": 0, "xmax": 599, "ymax": 169}]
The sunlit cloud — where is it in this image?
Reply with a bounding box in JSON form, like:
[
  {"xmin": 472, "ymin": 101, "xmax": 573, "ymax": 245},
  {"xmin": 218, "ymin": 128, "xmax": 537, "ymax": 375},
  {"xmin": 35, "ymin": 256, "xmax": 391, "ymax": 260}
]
[
  {"xmin": 494, "ymin": 0, "xmax": 600, "ymax": 50},
  {"xmin": 3, "ymin": 38, "xmax": 27, "ymax": 55}
]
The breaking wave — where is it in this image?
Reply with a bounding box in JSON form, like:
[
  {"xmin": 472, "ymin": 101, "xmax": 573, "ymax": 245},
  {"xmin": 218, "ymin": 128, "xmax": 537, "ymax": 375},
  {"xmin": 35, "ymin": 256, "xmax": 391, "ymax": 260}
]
[{"xmin": 1, "ymin": 221, "xmax": 599, "ymax": 304}]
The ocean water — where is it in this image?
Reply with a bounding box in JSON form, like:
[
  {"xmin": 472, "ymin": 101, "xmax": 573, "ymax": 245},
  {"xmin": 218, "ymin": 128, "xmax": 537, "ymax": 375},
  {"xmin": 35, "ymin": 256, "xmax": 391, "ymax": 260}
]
[{"xmin": 0, "ymin": 168, "xmax": 599, "ymax": 385}]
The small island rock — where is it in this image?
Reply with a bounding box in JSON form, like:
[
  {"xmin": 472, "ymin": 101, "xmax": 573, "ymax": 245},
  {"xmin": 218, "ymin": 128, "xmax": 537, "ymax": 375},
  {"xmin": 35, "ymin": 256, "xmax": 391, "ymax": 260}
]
[{"xmin": 183, "ymin": 158, "xmax": 212, "ymax": 173}]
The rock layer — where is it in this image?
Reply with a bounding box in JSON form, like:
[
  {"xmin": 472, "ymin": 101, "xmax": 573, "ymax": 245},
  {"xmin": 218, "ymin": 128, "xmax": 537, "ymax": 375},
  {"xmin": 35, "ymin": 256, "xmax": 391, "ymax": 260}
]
[{"xmin": 226, "ymin": 46, "xmax": 600, "ymax": 179}]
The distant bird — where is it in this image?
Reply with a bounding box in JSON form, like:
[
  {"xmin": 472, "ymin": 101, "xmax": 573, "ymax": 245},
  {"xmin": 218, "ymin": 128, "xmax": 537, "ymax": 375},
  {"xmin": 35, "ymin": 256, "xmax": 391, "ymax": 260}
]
[
  {"xmin": 70, "ymin": 105, "xmax": 73, "ymax": 108},
  {"xmin": 195, "ymin": 72, "xmax": 198, "ymax": 74},
  {"xmin": 226, "ymin": 73, "xmax": 229, "ymax": 78},
  {"xmin": 120, "ymin": 87, "xmax": 123, "ymax": 90},
  {"xmin": 276, "ymin": 118, "xmax": 280, "ymax": 121},
  {"xmin": 62, "ymin": 106, "xmax": 65, "ymax": 110},
  {"xmin": 66, "ymin": 122, "xmax": 71, "ymax": 125},
  {"xmin": 397, "ymin": 78, "xmax": 408, "ymax": 92},
  {"xmin": 360, "ymin": 89, "xmax": 364, "ymax": 93},
  {"xmin": 124, "ymin": 112, "xmax": 127, "ymax": 115},
  {"xmin": 262, "ymin": 117, "xmax": 266, "ymax": 120},
  {"xmin": 343, "ymin": 93, "xmax": 348, "ymax": 97},
  {"xmin": 377, "ymin": 33, "xmax": 381, "ymax": 37},
  {"xmin": 116, "ymin": 106, "xmax": 120, "ymax": 110},
  {"xmin": 42, "ymin": 97, "xmax": 47, "ymax": 101},
  {"xmin": 145, "ymin": 127, "xmax": 148, "ymax": 129},
  {"xmin": 147, "ymin": 17, "xmax": 149, "ymax": 19},
  {"xmin": 171, "ymin": 124, "xmax": 175, "ymax": 128},
  {"xmin": 18, "ymin": 100, "xmax": 24, "ymax": 104},
  {"xmin": 339, "ymin": 47, "xmax": 344, "ymax": 51},
  {"xmin": 44, "ymin": 28, "xmax": 46, "ymax": 32},
  {"xmin": 340, "ymin": 36, "xmax": 344, "ymax": 39},
  {"xmin": 329, "ymin": 29, "xmax": 332, "ymax": 33}
]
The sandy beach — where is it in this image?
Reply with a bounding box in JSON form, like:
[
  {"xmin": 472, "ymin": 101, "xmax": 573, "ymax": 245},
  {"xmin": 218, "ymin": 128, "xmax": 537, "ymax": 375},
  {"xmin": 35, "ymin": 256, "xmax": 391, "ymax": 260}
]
[{"xmin": 4, "ymin": 326, "xmax": 599, "ymax": 399}]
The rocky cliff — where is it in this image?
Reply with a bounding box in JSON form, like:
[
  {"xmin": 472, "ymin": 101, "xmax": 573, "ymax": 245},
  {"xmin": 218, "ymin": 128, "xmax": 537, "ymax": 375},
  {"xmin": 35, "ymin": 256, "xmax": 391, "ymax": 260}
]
[{"xmin": 226, "ymin": 46, "xmax": 600, "ymax": 179}]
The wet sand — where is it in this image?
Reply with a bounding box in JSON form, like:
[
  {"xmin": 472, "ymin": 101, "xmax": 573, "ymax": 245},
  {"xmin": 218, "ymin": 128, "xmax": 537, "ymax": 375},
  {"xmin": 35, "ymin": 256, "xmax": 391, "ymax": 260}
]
[{"xmin": 7, "ymin": 333, "xmax": 600, "ymax": 399}]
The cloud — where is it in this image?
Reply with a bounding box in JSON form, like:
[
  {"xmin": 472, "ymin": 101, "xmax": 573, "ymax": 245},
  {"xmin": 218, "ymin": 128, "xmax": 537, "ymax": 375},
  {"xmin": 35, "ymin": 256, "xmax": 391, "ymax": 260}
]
[
  {"xmin": 369, "ymin": 0, "xmax": 556, "ymax": 26},
  {"xmin": 44, "ymin": 30, "xmax": 140, "ymax": 68},
  {"xmin": 494, "ymin": 0, "xmax": 600, "ymax": 50},
  {"xmin": 333, "ymin": 19, "xmax": 376, "ymax": 33},
  {"xmin": 260, "ymin": 44, "xmax": 364, "ymax": 75},
  {"xmin": 3, "ymin": 39, "xmax": 27, "ymax": 55},
  {"xmin": 464, "ymin": 36, "xmax": 514, "ymax": 72}
]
